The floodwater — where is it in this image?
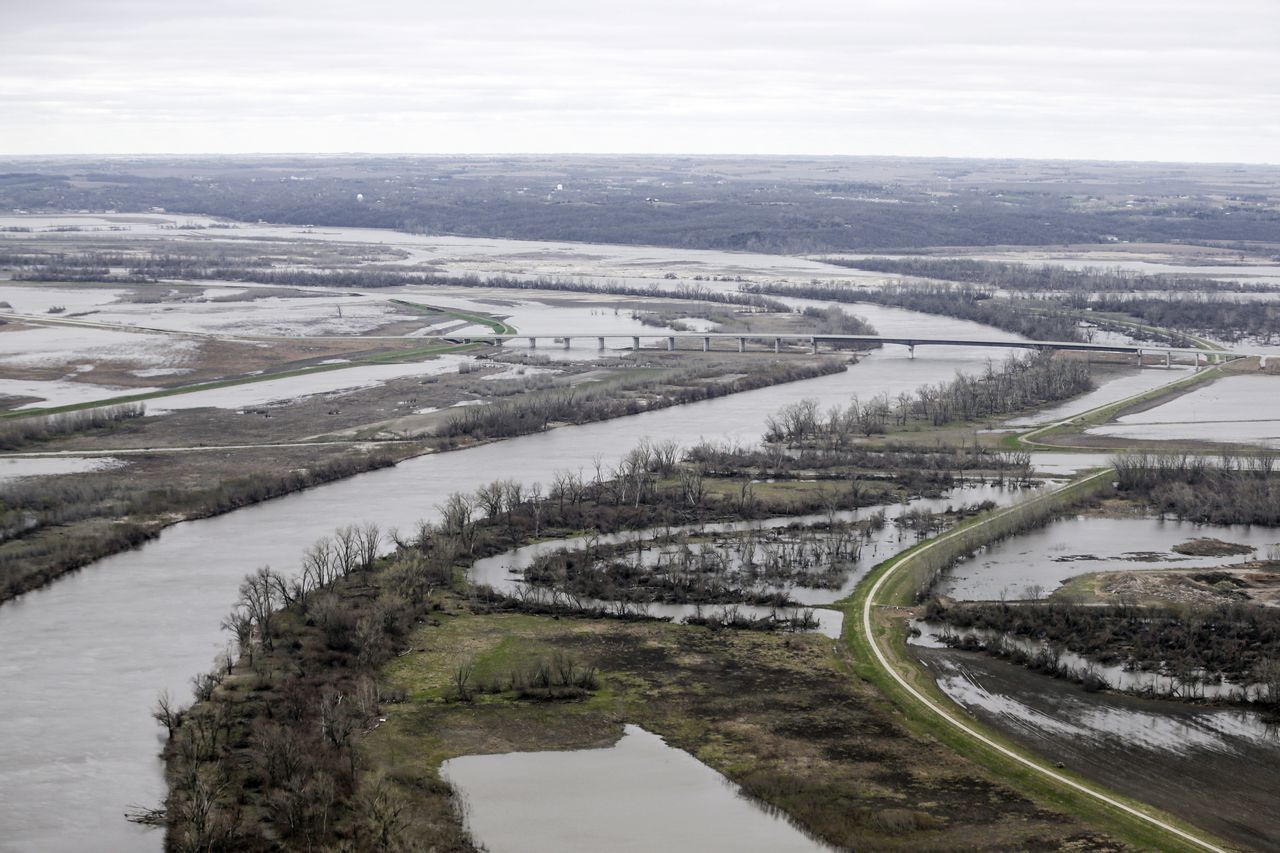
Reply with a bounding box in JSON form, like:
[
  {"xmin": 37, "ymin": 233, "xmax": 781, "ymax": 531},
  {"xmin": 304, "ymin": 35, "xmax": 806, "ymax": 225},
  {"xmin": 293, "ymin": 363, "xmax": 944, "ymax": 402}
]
[
  {"xmin": 1003, "ymin": 365, "xmax": 1193, "ymax": 427},
  {"xmin": 915, "ymin": 647, "xmax": 1280, "ymax": 850},
  {"xmin": 0, "ymin": 456, "xmax": 123, "ymax": 482},
  {"xmin": 470, "ymin": 482, "xmax": 1032, "ymax": 639},
  {"xmin": 0, "ymin": 376, "xmax": 163, "ymax": 409},
  {"xmin": 1087, "ymin": 374, "xmax": 1280, "ymax": 448},
  {"xmin": 145, "ymin": 355, "xmax": 470, "ymax": 413},
  {"xmin": 910, "ymin": 620, "xmax": 1258, "ymax": 701},
  {"xmin": 0, "ymin": 213, "xmax": 894, "ymax": 289},
  {"xmin": 0, "ymin": 325, "xmax": 199, "ymax": 372},
  {"xmin": 441, "ymin": 725, "xmax": 837, "ymax": 853},
  {"xmin": 934, "ymin": 515, "xmax": 1279, "ymax": 602}
]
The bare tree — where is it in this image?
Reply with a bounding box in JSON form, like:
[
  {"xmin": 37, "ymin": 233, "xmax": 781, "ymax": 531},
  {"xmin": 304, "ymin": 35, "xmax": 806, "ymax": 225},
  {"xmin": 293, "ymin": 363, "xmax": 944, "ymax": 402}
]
[
  {"xmin": 355, "ymin": 522, "xmax": 381, "ymax": 572},
  {"xmin": 153, "ymin": 690, "xmax": 185, "ymax": 739},
  {"xmin": 333, "ymin": 526, "xmax": 360, "ymax": 577},
  {"xmin": 237, "ymin": 566, "xmax": 280, "ymax": 650},
  {"xmin": 301, "ymin": 537, "xmax": 335, "ymax": 591}
]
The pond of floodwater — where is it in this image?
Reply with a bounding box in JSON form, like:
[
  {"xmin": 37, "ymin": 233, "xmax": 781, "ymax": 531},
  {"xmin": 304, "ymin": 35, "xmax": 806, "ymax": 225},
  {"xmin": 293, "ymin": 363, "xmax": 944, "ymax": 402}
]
[
  {"xmin": 0, "ymin": 324, "xmax": 199, "ymax": 373},
  {"xmin": 1003, "ymin": 365, "xmax": 1193, "ymax": 427},
  {"xmin": 934, "ymin": 515, "xmax": 1280, "ymax": 602},
  {"xmin": 0, "ymin": 283, "xmax": 130, "ymax": 314},
  {"xmin": 90, "ymin": 293, "xmax": 403, "ymax": 338},
  {"xmin": 441, "ymin": 725, "xmax": 837, "ymax": 853},
  {"xmin": 1087, "ymin": 374, "xmax": 1280, "ymax": 448},
  {"xmin": 145, "ymin": 354, "xmax": 471, "ymax": 413},
  {"xmin": 471, "ymin": 482, "xmax": 1034, "ymax": 639},
  {"xmin": 0, "ymin": 376, "xmax": 162, "ymax": 410},
  {"xmin": 914, "ymin": 647, "xmax": 1280, "ymax": 850},
  {"xmin": 0, "ymin": 456, "xmax": 124, "ymax": 482}
]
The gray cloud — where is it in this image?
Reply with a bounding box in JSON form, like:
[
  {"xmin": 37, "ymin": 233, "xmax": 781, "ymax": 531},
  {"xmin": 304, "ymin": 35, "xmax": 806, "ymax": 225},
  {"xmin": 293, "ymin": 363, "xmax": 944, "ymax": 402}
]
[{"xmin": 1, "ymin": 0, "xmax": 1276, "ymax": 161}]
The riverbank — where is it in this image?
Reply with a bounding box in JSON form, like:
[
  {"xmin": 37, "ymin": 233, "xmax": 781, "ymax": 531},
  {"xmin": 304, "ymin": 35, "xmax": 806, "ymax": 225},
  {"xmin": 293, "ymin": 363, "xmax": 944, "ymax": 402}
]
[{"xmin": 0, "ymin": 354, "xmax": 846, "ymax": 606}]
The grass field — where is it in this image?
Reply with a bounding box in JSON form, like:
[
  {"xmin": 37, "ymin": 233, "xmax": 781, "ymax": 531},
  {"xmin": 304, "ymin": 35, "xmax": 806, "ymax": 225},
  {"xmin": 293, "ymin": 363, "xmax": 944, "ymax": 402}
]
[{"xmin": 362, "ymin": 602, "xmax": 1128, "ymax": 851}]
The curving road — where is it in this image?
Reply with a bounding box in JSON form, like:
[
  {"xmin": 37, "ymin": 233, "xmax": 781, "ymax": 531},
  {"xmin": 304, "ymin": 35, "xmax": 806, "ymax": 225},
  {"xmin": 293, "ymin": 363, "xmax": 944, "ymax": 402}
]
[{"xmin": 857, "ymin": 468, "xmax": 1231, "ymax": 853}]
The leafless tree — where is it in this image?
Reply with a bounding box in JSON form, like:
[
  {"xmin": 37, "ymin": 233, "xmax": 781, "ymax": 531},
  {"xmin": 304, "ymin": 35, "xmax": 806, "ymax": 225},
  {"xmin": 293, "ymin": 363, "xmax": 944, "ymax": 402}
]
[
  {"xmin": 355, "ymin": 522, "xmax": 382, "ymax": 572},
  {"xmin": 153, "ymin": 690, "xmax": 185, "ymax": 739}
]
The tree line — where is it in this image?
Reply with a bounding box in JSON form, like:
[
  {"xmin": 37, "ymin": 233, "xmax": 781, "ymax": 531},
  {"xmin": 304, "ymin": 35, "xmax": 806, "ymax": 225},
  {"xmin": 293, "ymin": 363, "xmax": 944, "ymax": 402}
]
[
  {"xmin": 825, "ymin": 256, "xmax": 1278, "ymax": 294},
  {"xmin": 763, "ymin": 353, "xmax": 1091, "ymax": 442},
  {"xmin": 824, "ymin": 256, "xmax": 1280, "ymax": 341},
  {"xmin": 927, "ymin": 598, "xmax": 1280, "ymax": 707},
  {"xmin": 746, "ymin": 281, "xmax": 1084, "ymax": 342},
  {"xmin": 0, "ymin": 402, "xmax": 145, "ymax": 450},
  {"xmin": 437, "ymin": 359, "xmax": 845, "ymax": 444},
  {"xmin": 1112, "ymin": 452, "xmax": 1280, "ymax": 525}
]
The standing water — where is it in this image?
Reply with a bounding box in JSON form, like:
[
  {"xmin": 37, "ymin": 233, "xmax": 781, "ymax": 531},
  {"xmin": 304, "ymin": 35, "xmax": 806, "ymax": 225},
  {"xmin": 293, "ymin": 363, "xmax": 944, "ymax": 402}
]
[{"xmin": 442, "ymin": 725, "xmax": 837, "ymax": 853}]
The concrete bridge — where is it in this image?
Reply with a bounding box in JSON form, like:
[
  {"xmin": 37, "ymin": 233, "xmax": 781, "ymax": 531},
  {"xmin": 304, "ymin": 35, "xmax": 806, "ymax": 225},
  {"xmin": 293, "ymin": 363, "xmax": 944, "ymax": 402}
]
[{"xmin": 445, "ymin": 331, "xmax": 1260, "ymax": 366}]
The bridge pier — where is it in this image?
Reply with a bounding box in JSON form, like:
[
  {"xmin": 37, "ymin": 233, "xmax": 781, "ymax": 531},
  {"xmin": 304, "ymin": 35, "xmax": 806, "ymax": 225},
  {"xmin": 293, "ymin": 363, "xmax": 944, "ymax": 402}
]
[
  {"xmin": 667, "ymin": 336, "xmax": 675, "ymax": 351},
  {"xmin": 811, "ymin": 336, "xmax": 818, "ymax": 354},
  {"xmin": 738, "ymin": 337, "xmax": 745, "ymax": 353},
  {"xmin": 908, "ymin": 344, "xmax": 915, "ymax": 359},
  {"xmin": 774, "ymin": 337, "xmax": 781, "ymax": 353},
  {"xmin": 632, "ymin": 336, "xmax": 640, "ymax": 351},
  {"xmin": 528, "ymin": 336, "xmax": 537, "ymax": 349},
  {"xmin": 563, "ymin": 336, "xmax": 571, "ymax": 350},
  {"xmin": 702, "ymin": 336, "xmax": 709, "ymax": 352},
  {"xmin": 1165, "ymin": 350, "xmax": 1172, "ymax": 368},
  {"xmin": 598, "ymin": 336, "xmax": 606, "ymax": 351},
  {"xmin": 1136, "ymin": 348, "xmax": 1143, "ymax": 367}
]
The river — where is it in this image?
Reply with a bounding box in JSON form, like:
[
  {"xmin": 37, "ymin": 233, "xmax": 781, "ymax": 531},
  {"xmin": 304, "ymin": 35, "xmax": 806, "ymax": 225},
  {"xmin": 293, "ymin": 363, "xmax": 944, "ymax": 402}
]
[{"xmin": 0, "ymin": 286, "xmax": 1196, "ymax": 852}]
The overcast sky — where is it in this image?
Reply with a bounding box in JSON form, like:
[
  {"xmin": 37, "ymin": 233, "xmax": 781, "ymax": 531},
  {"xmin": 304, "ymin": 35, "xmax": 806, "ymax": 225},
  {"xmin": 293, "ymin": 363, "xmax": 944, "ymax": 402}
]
[{"xmin": 2, "ymin": 0, "xmax": 1277, "ymax": 162}]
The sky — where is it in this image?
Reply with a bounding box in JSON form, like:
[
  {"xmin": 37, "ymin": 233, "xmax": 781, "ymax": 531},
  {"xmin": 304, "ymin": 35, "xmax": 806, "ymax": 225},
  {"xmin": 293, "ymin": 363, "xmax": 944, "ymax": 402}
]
[{"xmin": 2, "ymin": 0, "xmax": 1277, "ymax": 163}]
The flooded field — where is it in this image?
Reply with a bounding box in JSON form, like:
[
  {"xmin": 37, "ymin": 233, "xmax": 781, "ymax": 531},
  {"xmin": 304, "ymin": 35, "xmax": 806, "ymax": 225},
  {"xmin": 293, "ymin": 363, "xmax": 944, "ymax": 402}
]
[
  {"xmin": 911, "ymin": 620, "xmax": 1258, "ymax": 700},
  {"xmin": 0, "ymin": 456, "xmax": 123, "ymax": 482},
  {"xmin": 915, "ymin": 647, "xmax": 1280, "ymax": 850},
  {"xmin": 1004, "ymin": 365, "xmax": 1193, "ymax": 427},
  {"xmin": 1087, "ymin": 374, "xmax": 1280, "ymax": 448},
  {"xmin": 145, "ymin": 354, "xmax": 470, "ymax": 413},
  {"xmin": 934, "ymin": 514, "xmax": 1280, "ymax": 601},
  {"xmin": 472, "ymin": 482, "xmax": 1031, "ymax": 639},
  {"xmin": 442, "ymin": 725, "xmax": 836, "ymax": 853}
]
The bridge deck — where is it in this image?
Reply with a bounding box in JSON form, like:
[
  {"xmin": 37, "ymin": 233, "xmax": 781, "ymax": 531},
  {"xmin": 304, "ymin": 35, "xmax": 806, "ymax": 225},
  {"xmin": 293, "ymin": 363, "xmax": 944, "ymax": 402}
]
[{"xmin": 445, "ymin": 331, "xmax": 1255, "ymax": 359}]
